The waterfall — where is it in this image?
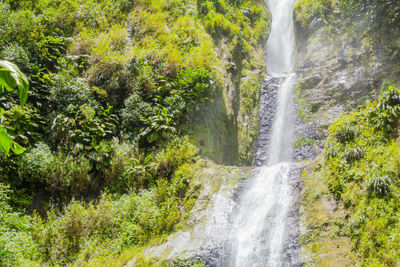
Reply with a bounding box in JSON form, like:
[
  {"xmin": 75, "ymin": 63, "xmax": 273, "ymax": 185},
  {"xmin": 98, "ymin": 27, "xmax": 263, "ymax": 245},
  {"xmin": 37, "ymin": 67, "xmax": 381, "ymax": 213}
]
[
  {"xmin": 225, "ymin": 0, "xmax": 298, "ymax": 266},
  {"xmin": 266, "ymin": 0, "xmax": 296, "ymax": 74},
  {"xmin": 147, "ymin": 0, "xmax": 301, "ymax": 264}
]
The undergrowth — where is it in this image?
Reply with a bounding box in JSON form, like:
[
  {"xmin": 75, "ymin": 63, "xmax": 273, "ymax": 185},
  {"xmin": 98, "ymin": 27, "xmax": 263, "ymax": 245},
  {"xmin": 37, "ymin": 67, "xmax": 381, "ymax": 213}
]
[
  {"xmin": 0, "ymin": 0, "xmax": 270, "ymax": 265},
  {"xmin": 303, "ymin": 85, "xmax": 400, "ymax": 265}
]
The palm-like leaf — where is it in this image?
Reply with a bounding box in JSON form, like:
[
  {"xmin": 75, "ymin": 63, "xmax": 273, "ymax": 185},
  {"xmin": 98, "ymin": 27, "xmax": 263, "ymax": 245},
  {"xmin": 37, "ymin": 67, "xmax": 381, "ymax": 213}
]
[
  {"xmin": 0, "ymin": 60, "xmax": 29, "ymax": 156},
  {"xmin": 0, "ymin": 60, "xmax": 29, "ymax": 105}
]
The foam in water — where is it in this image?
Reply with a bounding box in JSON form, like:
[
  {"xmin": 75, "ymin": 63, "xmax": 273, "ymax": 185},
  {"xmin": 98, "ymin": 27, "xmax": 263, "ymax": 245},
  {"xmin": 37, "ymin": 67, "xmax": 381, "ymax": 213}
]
[{"xmin": 227, "ymin": 0, "xmax": 298, "ymax": 265}]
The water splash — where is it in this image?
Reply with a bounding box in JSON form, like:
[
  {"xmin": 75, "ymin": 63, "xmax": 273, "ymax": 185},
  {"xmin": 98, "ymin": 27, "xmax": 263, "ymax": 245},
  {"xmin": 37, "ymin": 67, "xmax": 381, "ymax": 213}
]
[{"xmin": 232, "ymin": 163, "xmax": 292, "ymax": 266}]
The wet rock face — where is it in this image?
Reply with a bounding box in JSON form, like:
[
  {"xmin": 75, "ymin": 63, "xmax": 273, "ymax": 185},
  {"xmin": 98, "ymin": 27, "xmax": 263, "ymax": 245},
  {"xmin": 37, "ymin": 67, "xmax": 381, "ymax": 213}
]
[
  {"xmin": 293, "ymin": 118, "xmax": 325, "ymax": 161},
  {"xmin": 255, "ymin": 73, "xmax": 324, "ymax": 162},
  {"xmin": 293, "ymin": 29, "xmax": 387, "ymax": 159},
  {"xmin": 255, "ymin": 74, "xmax": 285, "ymax": 166},
  {"xmin": 281, "ymin": 164, "xmax": 304, "ymax": 267}
]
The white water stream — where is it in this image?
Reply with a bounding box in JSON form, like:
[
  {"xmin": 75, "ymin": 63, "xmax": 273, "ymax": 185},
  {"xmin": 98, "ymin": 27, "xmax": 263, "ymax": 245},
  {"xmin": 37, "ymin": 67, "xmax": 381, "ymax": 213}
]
[
  {"xmin": 146, "ymin": 1, "xmax": 300, "ymax": 265},
  {"xmin": 228, "ymin": 0, "xmax": 298, "ymax": 266}
]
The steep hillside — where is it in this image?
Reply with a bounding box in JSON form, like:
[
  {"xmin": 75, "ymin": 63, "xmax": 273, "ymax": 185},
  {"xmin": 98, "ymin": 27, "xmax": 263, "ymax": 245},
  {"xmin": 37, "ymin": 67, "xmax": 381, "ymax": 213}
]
[
  {"xmin": 294, "ymin": 1, "xmax": 400, "ymax": 265},
  {"xmin": 0, "ymin": 0, "xmax": 271, "ymax": 265},
  {"xmin": 293, "ymin": 0, "xmax": 400, "ymax": 160}
]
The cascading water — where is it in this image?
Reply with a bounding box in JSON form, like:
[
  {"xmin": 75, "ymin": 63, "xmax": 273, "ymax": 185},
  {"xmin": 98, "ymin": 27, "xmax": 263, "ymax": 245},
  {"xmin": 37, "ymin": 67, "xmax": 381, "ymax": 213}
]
[
  {"xmin": 225, "ymin": 0, "xmax": 299, "ymax": 266},
  {"xmin": 145, "ymin": 0, "xmax": 301, "ymax": 264}
]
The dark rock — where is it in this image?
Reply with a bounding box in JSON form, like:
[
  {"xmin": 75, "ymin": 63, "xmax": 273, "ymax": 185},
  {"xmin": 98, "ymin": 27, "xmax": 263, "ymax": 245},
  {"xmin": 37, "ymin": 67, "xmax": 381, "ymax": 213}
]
[{"xmin": 255, "ymin": 73, "xmax": 290, "ymax": 166}]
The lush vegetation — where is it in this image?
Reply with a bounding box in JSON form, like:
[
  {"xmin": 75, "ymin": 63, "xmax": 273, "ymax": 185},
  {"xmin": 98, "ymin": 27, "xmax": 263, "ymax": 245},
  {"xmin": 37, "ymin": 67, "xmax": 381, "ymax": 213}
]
[
  {"xmin": 294, "ymin": 1, "xmax": 400, "ymax": 264},
  {"xmin": 302, "ymin": 86, "xmax": 400, "ymax": 265},
  {"xmin": 1, "ymin": 138, "xmax": 205, "ymax": 266},
  {"xmin": 0, "ymin": 0, "xmax": 270, "ymax": 265}
]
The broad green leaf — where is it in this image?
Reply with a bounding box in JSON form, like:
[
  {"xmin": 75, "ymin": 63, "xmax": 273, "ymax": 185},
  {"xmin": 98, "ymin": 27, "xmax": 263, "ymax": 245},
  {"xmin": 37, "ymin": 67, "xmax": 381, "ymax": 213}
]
[
  {"xmin": 0, "ymin": 61, "xmax": 29, "ymax": 105},
  {"xmin": 11, "ymin": 142, "xmax": 25, "ymax": 155},
  {"xmin": 0, "ymin": 126, "xmax": 13, "ymax": 157},
  {"xmin": 0, "ymin": 250, "xmax": 14, "ymax": 256},
  {"xmin": 6, "ymin": 217, "xmax": 29, "ymax": 232}
]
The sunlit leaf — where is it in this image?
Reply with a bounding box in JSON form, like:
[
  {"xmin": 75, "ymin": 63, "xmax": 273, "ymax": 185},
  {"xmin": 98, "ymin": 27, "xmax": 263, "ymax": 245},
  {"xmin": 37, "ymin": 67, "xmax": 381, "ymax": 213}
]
[
  {"xmin": 0, "ymin": 126, "xmax": 13, "ymax": 157},
  {"xmin": 0, "ymin": 60, "xmax": 29, "ymax": 105},
  {"xmin": 11, "ymin": 142, "xmax": 25, "ymax": 155}
]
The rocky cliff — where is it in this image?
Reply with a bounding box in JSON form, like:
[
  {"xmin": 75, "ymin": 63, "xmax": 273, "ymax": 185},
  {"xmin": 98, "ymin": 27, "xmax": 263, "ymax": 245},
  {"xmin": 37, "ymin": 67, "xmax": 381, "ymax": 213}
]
[{"xmin": 294, "ymin": 1, "xmax": 400, "ymax": 265}]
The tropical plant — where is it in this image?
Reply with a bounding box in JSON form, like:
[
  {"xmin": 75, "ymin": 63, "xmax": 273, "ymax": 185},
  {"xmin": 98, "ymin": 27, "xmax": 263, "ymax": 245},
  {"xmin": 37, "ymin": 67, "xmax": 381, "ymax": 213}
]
[
  {"xmin": 369, "ymin": 86, "xmax": 400, "ymax": 136},
  {"xmin": 138, "ymin": 106, "xmax": 176, "ymax": 146},
  {"xmin": 367, "ymin": 175, "xmax": 392, "ymax": 198},
  {"xmin": 335, "ymin": 125, "xmax": 356, "ymax": 143},
  {"xmin": 344, "ymin": 146, "xmax": 365, "ymax": 163},
  {"xmin": 0, "ymin": 60, "xmax": 29, "ymax": 157}
]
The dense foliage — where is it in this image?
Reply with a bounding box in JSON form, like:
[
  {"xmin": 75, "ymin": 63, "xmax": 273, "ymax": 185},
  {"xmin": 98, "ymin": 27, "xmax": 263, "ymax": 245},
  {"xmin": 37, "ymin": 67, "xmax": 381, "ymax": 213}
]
[
  {"xmin": 306, "ymin": 86, "xmax": 400, "ymax": 265},
  {"xmin": 0, "ymin": 0, "xmax": 269, "ymax": 265},
  {"xmin": 295, "ymin": 1, "xmax": 400, "ymax": 264},
  {"xmin": 0, "ymin": 0, "xmax": 269, "ymax": 200},
  {"xmin": 1, "ymin": 138, "xmax": 204, "ymax": 266}
]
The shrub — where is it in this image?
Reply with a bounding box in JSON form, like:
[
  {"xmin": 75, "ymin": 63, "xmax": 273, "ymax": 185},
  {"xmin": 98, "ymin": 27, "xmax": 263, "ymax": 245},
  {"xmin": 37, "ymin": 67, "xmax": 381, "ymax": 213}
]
[
  {"xmin": 49, "ymin": 74, "xmax": 98, "ymax": 114},
  {"xmin": 50, "ymin": 155, "xmax": 93, "ymax": 196},
  {"xmin": 154, "ymin": 137, "xmax": 198, "ymax": 179},
  {"xmin": 328, "ymin": 175, "xmax": 345, "ymax": 200},
  {"xmin": 49, "ymin": 104, "xmax": 118, "ymax": 154},
  {"xmin": 17, "ymin": 143, "xmax": 93, "ymax": 196},
  {"xmin": 294, "ymin": 0, "xmax": 334, "ymax": 28},
  {"xmin": 103, "ymin": 140, "xmax": 139, "ymax": 189},
  {"xmin": 325, "ymin": 146, "xmax": 338, "ymax": 159},
  {"xmin": 369, "ymin": 86, "xmax": 400, "ymax": 137},
  {"xmin": 0, "ymin": 183, "xmax": 34, "ymax": 266},
  {"xmin": 17, "ymin": 143, "xmax": 56, "ymax": 186},
  {"xmin": 344, "ymin": 146, "xmax": 365, "ymax": 163},
  {"xmin": 0, "ymin": 4, "xmax": 42, "ymax": 48},
  {"xmin": 120, "ymin": 137, "xmax": 197, "ymax": 191},
  {"xmin": 335, "ymin": 126, "xmax": 356, "ymax": 143},
  {"xmin": 87, "ymin": 61, "xmax": 129, "ymax": 105},
  {"xmin": 2, "ymin": 105, "xmax": 41, "ymax": 146},
  {"xmin": 367, "ymin": 175, "xmax": 392, "ymax": 198},
  {"xmin": 36, "ymin": 36, "xmax": 67, "ymax": 71},
  {"xmin": 121, "ymin": 93, "xmax": 154, "ymax": 137},
  {"xmin": 138, "ymin": 106, "xmax": 177, "ymax": 147},
  {"xmin": 349, "ymin": 212, "xmax": 366, "ymax": 231},
  {"xmin": 0, "ymin": 43, "xmax": 30, "ymax": 71},
  {"xmin": 122, "ymin": 154, "xmax": 155, "ymax": 190}
]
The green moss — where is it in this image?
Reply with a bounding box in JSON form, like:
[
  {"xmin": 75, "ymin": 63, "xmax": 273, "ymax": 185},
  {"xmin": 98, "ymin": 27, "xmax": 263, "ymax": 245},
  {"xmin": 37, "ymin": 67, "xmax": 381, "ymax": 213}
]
[
  {"xmin": 296, "ymin": 83, "xmax": 309, "ymax": 121},
  {"xmin": 310, "ymin": 102, "xmax": 322, "ymax": 113},
  {"xmin": 294, "ymin": 136, "xmax": 316, "ymax": 148}
]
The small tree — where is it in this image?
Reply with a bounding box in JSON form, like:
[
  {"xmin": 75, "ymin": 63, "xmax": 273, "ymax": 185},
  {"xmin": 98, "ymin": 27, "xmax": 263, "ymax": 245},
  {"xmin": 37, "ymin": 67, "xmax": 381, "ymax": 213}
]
[{"xmin": 0, "ymin": 60, "xmax": 29, "ymax": 157}]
